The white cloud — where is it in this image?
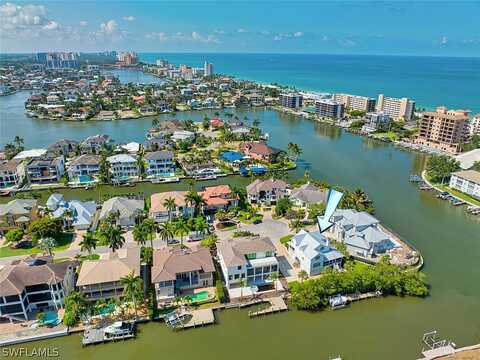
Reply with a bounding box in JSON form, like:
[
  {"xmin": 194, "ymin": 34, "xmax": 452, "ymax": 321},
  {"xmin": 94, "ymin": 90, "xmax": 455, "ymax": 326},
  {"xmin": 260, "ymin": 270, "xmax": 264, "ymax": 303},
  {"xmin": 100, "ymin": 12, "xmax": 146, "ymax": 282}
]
[
  {"xmin": 79, "ymin": 20, "xmax": 88, "ymax": 27},
  {"xmin": 145, "ymin": 32, "xmax": 168, "ymax": 41},
  {"xmin": 440, "ymin": 36, "xmax": 448, "ymax": 45},
  {"xmin": 293, "ymin": 31, "xmax": 304, "ymax": 37},
  {"xmin": 145, "ymin": 31, "xmax": 219, "ymax": 44},
  {"xmin": 273, "ymin": 35, "xmax": 282, "ymax": 41},
  {"xmin": 123, "ymin": 16, "xmax": 135, "ymax": 22},
  {"xmin": 0, "ymin": 2, "xmax": 49, "ymax": 32},
  {"xmin": 42, "ymin": 21, "xmax": 59, "ymax": 31},
  {"xmin": 99, "ymin": 19, "xmax": 118, "ymax": 35},
  {"xmin": 237, "ymin": 28, "xmax": 247, "ymax": 33},
  {"xmin": 214, "ymin": 29, "xmax": 225, "ymax": 35}
]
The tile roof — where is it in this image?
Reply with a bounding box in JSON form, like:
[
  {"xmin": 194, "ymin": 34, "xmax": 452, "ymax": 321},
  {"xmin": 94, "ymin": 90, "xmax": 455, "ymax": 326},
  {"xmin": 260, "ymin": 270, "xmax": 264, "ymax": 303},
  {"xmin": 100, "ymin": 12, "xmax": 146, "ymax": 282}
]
[
  {"xmin": 246, "ymin": 179, "xmax": 288, "ymax": 194},
  {"xmin": 217, "ymin": 236, "xmax": 276, "ymax": 267},
  {"xmin": 150, "ymin": 191, "xmax": 188, "ymax": 213},
  {"xmin": 452, "ymin": 170, "xmax": 480, "ymax": 184}
]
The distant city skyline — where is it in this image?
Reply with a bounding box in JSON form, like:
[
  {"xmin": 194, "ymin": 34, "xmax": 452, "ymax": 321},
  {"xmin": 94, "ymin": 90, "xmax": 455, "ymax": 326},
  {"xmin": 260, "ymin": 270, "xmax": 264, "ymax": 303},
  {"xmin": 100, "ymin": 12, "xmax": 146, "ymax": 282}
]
[{"xmin": 0, "ymin": 1, "xmax": 479, "ymax": 57}]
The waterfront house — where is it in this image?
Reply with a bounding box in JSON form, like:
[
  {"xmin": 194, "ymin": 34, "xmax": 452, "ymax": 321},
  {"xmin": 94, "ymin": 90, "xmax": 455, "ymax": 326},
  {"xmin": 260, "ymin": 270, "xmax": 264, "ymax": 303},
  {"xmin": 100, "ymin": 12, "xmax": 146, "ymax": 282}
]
[
  {"xmin": 0, "ymin": 255, "xmax": 77, "ymax": 321},
  {"xmin": 240, "ymin": 141, "xmax": 280, "ymax": 163},
  {"xmin": 47, "ymin": 139, "xmax": 78, "ymax": 156},
  {"xmin": 151, "ymin": 246, "xmax": 215, "ymax": 304},
  {"xmin": 107, "ymin": 154, "xmax": 139, "ymax": 181},
  {"xmin": 171, "ymin": 130, "xmax": 195, "ymax": 142},
  {"xmin": 80, "ymin": 134, "xmax": 111, "ymax": 154},
  {"xmin": 217, "ymin": 236, "xmax": 279, "ymax": 289},
  {"xmin": 99, "ymin": 197, "xmax": 144, "ymax": 228},
  {"xmin": 145, "ymin": 150, "xmax": 175, "ymax": 178},
  {"xmin": 288, "ymin": 230, "xmax": 344, "ymax": 276},
  {"xmin": 325, "ymin": 209, "xmax": 396, "ymax": 258},
  {"xmin": 25, "ymin": 156, "xmax": 65, "ymax": 185},
  {"xmin": 0, "ymin": 159, "xmax": 25, "ymax": 189},
  {"xmin": 144, "ymin": 136, "xmax": 171, "ymax": 151},
  {"xmin": 13, "ymin": 149, "xmax": 47, "ymax": 160},
  {"xmin": 77, "ymin": 247, "xmax": 140, "ymax": 302},
  {"xmin": 246, "ymin": 179, "xmax": 288, "ymax": 205},
  {"xmin": 0, "ymin": 199, "xmax": 38, "ymax": 235},
  {"xmin": 67, "ymin": 154, "xmax": 101, "ymax": 183},
  {"xmin": 449, "ymin": 170, "xmax": 480, "ymax": 199},
  {"xmin": 48, "ymin": 194, "xmax": 97, "ymax": 230},
  {"xmin": 149, "ymin": 191, "xmax": 193, "ymax": 222},
  {"xmin": 290, "ymin": 183, "xmax": 328, "ymax": 208},
  {"xmin": 201, "ymin": 185, "xmax": 238, "ymax": 213}
]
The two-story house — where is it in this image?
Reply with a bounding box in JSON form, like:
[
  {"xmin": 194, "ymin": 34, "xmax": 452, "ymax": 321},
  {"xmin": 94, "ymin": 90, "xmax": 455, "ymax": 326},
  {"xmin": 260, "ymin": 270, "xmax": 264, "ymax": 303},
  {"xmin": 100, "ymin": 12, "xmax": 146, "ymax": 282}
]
[
  {"xmin": 26, "ymin": 156, "xmax": 65, "ymax": 185},
  {"xmin": 145, "ymin": 150, "xmax": 175, "ymax": 178},
  {"xmin": 149, "ymin": 191, "xmax": 194, "ymax": 223},
  {"xmin": 0, "ymin": 199, "xmax": 38, "ymax": 235},
  {"xmin": 67, "ymin": 154, "xmax": 101, "ymax": 183},
  {"xmin": 151, "ymin": 246, "xmax": 215, "ymax": 304},
  {"xmin": 0, "ymin": 159, "xmax": 25, "ymax": 189},
  {"xmin": 0, "ymin": 255, "xmax": 77, "ymax": 321},
  {"xmin": 217, "ymin": 236, "xmax": 279, "ymax": 289},
  {"xmin": 80, "ymin": 134, "xmax": 111, "ymax": 154},
  {"xmin": 107, "ymin": 154, "xmax": 138, "ymax": 181},
  {"xmin": 201, "ymin": 185, "xmax": 239, "ymax": 213},
  {"xmin": 246, "ymin": 179, "xmax": 288, "ymax": 205}
]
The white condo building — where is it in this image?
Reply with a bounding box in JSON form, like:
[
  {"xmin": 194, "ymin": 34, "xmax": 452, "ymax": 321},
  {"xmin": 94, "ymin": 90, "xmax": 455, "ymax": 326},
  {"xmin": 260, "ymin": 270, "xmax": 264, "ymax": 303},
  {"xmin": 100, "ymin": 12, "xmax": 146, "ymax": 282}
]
[
  {"xmin": 333, "ymin": 93, "xmax": 376, "ymax": 112},
  {"xmin": 376, "ymin": 94, "xmax": 415, "ymax": 121}
]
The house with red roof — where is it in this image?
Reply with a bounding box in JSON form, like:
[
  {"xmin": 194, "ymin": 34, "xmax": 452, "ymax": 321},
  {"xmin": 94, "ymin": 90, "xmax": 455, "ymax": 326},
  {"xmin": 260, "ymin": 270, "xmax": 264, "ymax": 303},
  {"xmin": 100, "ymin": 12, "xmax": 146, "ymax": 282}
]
[
  {"xmin": 210, "ymin": 117, "xmax": 224, "ymax": 129},
  {"xmin": 201, "ymin": 185, "xmax": 238, "ymax": 212},
  {"xmin": 240, "ymin": 141, "xmax": 281, "ymax": 163}
]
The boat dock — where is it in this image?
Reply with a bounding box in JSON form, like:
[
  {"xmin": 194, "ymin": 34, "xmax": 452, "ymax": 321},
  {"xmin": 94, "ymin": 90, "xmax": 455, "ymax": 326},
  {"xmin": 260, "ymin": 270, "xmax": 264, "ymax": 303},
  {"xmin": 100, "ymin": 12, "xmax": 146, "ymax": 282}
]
[
  {"xmin": 174, "ymin": 309, "xmax": 215, "ymax": 330},
  {"xmin": 346, "ymin": 291, "xmax": 382, "ymax": 303},
  {"xmin": 82, "ymin": 322, "xmax": 135, "ymax": 346},
  {"xmin": 248, "ymin": 297, "xmax": 288, "ymax": 318}
]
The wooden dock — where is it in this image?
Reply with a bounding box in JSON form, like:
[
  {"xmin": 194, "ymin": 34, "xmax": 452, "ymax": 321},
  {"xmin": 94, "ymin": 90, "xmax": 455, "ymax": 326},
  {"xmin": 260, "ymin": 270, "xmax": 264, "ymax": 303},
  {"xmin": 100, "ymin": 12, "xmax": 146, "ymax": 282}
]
[
  {"xmin": 82, "ymin": 323, "xmax": 135, "ymax": 346},
  {"xmin": 248, "ymin": 297, "xmax": 288, "ymax": 318},
  {"xmin": 346, "ymin": 291, "xmax": 381, "ymax": 303},
  {"xmin": 175, "ymin": 309, "xmax": 215, "ymax": 330}
]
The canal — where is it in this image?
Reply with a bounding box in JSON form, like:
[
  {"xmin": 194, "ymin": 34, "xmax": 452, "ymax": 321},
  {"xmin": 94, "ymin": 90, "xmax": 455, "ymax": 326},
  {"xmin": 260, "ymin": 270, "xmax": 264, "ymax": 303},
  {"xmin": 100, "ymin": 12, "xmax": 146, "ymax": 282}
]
[{"xmin": 1, "ymin": 92, "xmax": 480, "ymax": 360}]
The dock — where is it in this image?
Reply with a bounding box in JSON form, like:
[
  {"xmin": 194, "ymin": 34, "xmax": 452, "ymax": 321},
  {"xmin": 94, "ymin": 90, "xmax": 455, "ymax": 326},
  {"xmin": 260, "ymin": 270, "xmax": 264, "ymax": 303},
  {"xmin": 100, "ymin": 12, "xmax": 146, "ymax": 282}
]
[
  {"xmin": 82, "ymin": 322, "xmax": 135, "ymax": 346},
  {"xmin": 248, "ymin": 297, "xmax": 288, "ymax": 318},
  {"xmin": 346, "ymin": 291, "xmax": 382, "ymax": 303},
  {"xmin": 174, "ymin": 309, "xmax": 215, "ymax": 330}
]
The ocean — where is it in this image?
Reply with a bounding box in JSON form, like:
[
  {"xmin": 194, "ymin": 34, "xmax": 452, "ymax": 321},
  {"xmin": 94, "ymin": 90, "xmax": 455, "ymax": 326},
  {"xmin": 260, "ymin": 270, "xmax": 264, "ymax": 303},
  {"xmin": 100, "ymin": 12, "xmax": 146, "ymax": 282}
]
[{"xmin": 140, "ymin": 52, "xmax": 480, "ymax": 113}]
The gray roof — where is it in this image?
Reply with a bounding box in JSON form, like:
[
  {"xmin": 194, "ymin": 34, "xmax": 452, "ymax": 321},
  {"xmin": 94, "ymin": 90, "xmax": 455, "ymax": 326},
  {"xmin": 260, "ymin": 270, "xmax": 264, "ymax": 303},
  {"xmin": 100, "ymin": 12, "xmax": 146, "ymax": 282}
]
[
  {"xmin": 0, "ymin": 199, "xmax": 37, "ymax": 216},
  {"xmin": 290, "ymin": 183, "xmax": 327, "ymax": 204},
  {"xmin": 145, "ymin": 150, "xmax": 174, "ymax": 161},
  {"xmin": 291, "ymin": 229, "xmax": 343, "ymax": 261},
  {"xmin": 217, "ymin": 236, "xmax": 276, "ymax": 267},
  {"xmin": 99, "ymin": 197, "xmax": 143, "ymax": 221},
  {"xmin": 246, "ymin": 179, "xmax": 287, "ymax": 195},
  {"xmin": 69, "ymin": 154, "xmax": 101, "ymax": 166}
]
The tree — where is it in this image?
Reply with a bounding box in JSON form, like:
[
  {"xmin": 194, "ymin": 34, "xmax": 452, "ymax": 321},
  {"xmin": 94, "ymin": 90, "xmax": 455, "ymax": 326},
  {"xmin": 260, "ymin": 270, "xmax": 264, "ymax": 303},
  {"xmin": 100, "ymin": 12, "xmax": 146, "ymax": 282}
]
[
  {"xmin": 63, "ymin": 291, "xmax": 87, "ymax": 326},
  {"xmin": 121, "ymin": 271, "xmax": 143, "ymax": 319},
  {"xmin": 98, "ymin": 153, "xmax": 111, "ymax": 183},
  {"xmin": 426, "ymin": 155, "xmax": 460, "ymax": 184},
  {"xmin": 238, "ymin": 279, "xmax": 246, "ymax": 301},
  {"xmin": 105, "ymin": 224, "xmax": 125, "ymax": 253},
  {"xmin": 472, "ymin": 161, "xmax": 480, "ymax": 172},
  {"xmin": 269, "ymin": 272, "xmax": 279, "ymax": 292},
  {"xmin": 141, "ymin": 218, "xmax": 157, "ymax": 248},
  {"xmin": 136, "ymin": 144, "xmax": 147, "ymax": 179},
  {"xmin": 5, "ymin": 228, "xmax": 24, "ymax": 244},
  {"xmin": 163, "ymin": 197, "xmax": 177, "ymax": 221},
  {"xmin": 289, "ymin": 219, "xmax": 303, "ymax": 233},
  {"xmin": 275, "ymin": 197, "xmax": 293, "ymax": 217},
  {"xmin": 343, "ymin": 188, "xmax": 374, "ymax": 214},
  {"xmin": 158, "ymin": 222, "xmax": 175, "ymax": 244},
  {"xmin": 13, "ymin": 136, "xmax": 24, "ymax": 149},
  {"xmin": 27, "ymin": 217, "xmax": 62, "ymax": 243},
  {"xmin": 298, "ymin": 270, "xmax": 309, "ymax": 283},
  {"xmin": 287, "ymin": 142, "xmax": 302, "ymax": 161},
  {"xmin": 80, "ymin": 231, "xmax": 97, "ymax": 254},
  {"xmin": 185, "ymin": 190, "xmax": 205, "ymax": 217},
  {"xmin": 174, "ymin": 218, "xmax": 189, "ymax": 247},
  {"xmin": 194, "ymin": 216, "xmax": 209, "ymax": 238},
  {"xmin": 37, "ymin": 237, "xmax": 57, "ymax": 256},
  {"xmin": 201, "ymin": 233, "xmax": 218, "ymax": 251},
  {"xmin": 133, "ymin": 223, "xmax": 147, "ymax": 247}
]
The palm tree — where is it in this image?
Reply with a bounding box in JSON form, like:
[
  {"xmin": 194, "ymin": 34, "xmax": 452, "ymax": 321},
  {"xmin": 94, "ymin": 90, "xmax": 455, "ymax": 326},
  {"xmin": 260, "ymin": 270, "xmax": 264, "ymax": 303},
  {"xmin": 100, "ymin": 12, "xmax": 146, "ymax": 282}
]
[
  {"xmin": 98, "ymin": 154, "xmax": 111, "ymax": 184},
  {"xmin": 287, "ymin": 142, "xmax": 302, "ymax": 161},
  {"xmin": 142, "ymin": 218, "xmax": 157, "ymax": 248},
  {"xmin": 174, "ymin": 218, "xmax": 189, "ymax": 247},
  {"xmin": 120, "ymin": 271, "xmax": 143, "ymax": 319},
  {"xmin": 238, "ymin": 279, "xmax": 246, "ymax": 301},
  {"xmin": 163, "ymin": 197, "xmax": 177, "ymax": 221},
  {"xmin": 185, "ymin": 190, "xmax": 205, "ymax": 217},
  {"xmin": 106, "ymin": 225, "xmax": 125, "ymax": 253},
  {"xmin": 37, "ymin": 237, "xmax": 56, "ymax": 256},
  {"xmin": 80, "ymin": 231, "xmax": 97, "ymax": 254},
  {"xmin": 158, "ymin": 222, "xmax": 175, "ymax": 245},
  {"xmin": 298, "ymin": 270, "xmax": 308, "ymax": 283},
  {"xmin": 133, "ymin": 223, "xmax": 147, "ymax": 247},
  {"xmin": 289, "ymin": 219, "xmax": 303, "ymax": 233},
  {"xmin": 136, "ymin": 145, "xmax": 147, "ymax": 179},
  {"xmin": 194, "ymin": 216, "xmax": 209, "ymax": 238}
]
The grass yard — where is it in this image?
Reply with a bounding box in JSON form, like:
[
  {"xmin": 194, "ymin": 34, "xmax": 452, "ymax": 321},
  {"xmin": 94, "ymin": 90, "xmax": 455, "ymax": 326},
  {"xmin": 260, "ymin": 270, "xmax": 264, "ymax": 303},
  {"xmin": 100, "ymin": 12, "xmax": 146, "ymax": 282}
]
[
  {"xmin": 436, "ymin": 185, "xmax": 480, "ymax": 207},
  {"xmin": 0, "ymin": 233, "xmax": 74, "ymax": 258}
]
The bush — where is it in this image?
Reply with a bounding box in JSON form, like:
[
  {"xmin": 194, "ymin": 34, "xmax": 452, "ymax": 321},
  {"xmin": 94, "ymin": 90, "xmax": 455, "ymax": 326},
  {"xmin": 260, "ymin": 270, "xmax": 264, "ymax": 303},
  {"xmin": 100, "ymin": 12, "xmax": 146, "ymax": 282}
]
[
  {"xmin": 216, "ymin": 280, "xmax": 226, "ymax": 303},
  {"xmin": 232, "ymin": 230, "xmax": 258, "ymax": 238},
  {"xmin": 290, "ymin": 258, "xmax": 428, "ymax": 311},
  {"xmin": 280, "ymin": 234, "xmax": 293, "ymax": 247},
  {"xmin": 5, "ymin": 228, "xmax": 24, "ymax": 244},
  {"xmin": 275, "ymin": 197, "xmax": 292, "ymax": 217}
]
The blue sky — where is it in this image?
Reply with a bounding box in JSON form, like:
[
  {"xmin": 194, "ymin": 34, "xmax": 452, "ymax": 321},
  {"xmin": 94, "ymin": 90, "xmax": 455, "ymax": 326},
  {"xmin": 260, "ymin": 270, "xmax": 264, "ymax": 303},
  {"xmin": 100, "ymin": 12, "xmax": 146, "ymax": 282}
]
[{"xmin": 0, "ymin": 1, "xmax": 479, "ymax": 56}]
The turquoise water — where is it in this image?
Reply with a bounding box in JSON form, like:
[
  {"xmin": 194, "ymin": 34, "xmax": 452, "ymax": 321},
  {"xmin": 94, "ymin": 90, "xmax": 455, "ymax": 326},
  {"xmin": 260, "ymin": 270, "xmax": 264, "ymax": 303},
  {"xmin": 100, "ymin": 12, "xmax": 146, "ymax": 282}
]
[{"xmin": 140, "ymin": 53, "xmax": 480, "ymax": 112}]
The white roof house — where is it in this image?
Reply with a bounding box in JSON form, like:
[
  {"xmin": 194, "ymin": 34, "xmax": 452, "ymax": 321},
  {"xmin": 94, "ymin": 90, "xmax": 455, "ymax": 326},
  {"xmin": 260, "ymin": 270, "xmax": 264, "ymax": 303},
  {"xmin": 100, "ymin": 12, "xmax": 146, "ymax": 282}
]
[
  {"xmin": 120, "ymin": 142, "xmax": 141, "ymax": 154},
  {"xmin": 455, "ymin": 149, "xmax": 480, "ymax": 170},
  {"xmin": 288, "ymin": 230, "xmax": 344, "ymax": 276},
  {"xmin": 13, "ymin": 149, "xmax": 47, "ymax": 160},
  {"xmin": 171, "ymin": 130, "xmax": 195, "ymax": 142},
  {"xmin": 99, "ymin": 197, "xmax": 143, "ymax": 227},
  {"xmin": 328, "ymin": 209, "xmax": 397, "ymax": 258}
]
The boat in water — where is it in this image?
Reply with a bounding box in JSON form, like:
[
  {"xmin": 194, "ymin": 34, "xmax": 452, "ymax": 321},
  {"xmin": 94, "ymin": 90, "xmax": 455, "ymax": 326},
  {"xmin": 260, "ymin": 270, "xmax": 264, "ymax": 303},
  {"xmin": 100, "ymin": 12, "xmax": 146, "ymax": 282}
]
[
  {"xmin": 328, "ymin": 294, "xmax": 348, "ymax": 310},
  {"xmin": 104, "ymin": 321, "xmax": 135, "ymax": 338}
]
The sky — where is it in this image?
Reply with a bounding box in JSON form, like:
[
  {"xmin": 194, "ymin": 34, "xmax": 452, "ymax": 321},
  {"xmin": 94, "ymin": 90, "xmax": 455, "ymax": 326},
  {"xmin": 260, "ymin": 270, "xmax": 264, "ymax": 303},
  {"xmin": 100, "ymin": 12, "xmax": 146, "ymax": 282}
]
[{"xmin": 0, "ymin": 1, "xmax": 479, "ymax": 57}]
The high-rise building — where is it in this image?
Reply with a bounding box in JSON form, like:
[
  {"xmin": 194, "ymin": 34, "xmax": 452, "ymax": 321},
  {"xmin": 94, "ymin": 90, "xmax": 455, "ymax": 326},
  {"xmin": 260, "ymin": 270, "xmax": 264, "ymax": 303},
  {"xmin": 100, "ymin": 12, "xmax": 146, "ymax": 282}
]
[
  {"xmin": 117, "ymin": 52, "xmax": 138, "ymax": 65},
  {"xmin": 36, "ymin": 52, "xmax": 79, "ymax": 69},
  {"xmin": 315, "ymin": 100, "xmax": 344, "ymax": 120},
  {"xmin": 204, "ymin": 61, "xmax": 214, "ymax": 77},
  {"xmin": 470, "ymin": 114, "xmax": 480, "ymax": 136},
  {"xmin": 362, "ymin": 112, "xmax": 391, "ymax": 133},
  {"xmin": 333, "ymin": 93, "xmax": 376, "ymax": 112},
  {"xmin": 376, "ymin": 94, "xmax": 415, "ymax": 121},
  {"xmin": 280, "ymin": 93, "xmax": 303, "ymax": 109},
  {"xmin": 415, "ymin": 106, "xmax": 470, "ymax": 154}
]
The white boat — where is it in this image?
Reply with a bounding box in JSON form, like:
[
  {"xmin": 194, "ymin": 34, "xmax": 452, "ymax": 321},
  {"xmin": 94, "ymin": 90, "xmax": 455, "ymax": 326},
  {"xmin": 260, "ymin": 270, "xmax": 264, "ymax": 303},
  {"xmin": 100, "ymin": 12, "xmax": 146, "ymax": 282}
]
[
  {"xmin": 104, "ymin": 321, "xmax": 135, "ymax": 337},
  {"xmin": 329, "ymin": 294, "xmax": 348, "ymax": 309},
  {"xmin": 165, "ymin": 309, "xmax": 191, "ymax": 328}
]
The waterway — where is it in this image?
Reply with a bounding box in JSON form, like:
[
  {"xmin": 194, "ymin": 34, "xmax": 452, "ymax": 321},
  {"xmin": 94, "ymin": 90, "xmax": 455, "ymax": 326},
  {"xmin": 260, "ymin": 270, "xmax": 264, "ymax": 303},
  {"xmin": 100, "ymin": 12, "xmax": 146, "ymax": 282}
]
[{"xmin": 1, "ymin": 74, "xmax": 480, "ymax": 360}]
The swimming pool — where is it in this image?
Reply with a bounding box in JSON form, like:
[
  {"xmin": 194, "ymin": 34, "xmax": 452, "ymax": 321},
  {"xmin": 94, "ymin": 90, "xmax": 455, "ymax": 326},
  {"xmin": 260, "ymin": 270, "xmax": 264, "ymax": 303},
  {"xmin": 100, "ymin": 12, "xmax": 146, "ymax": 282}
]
[{"xmin": 186, "ymin": 291, "xmax": 210, "ymax": 302}]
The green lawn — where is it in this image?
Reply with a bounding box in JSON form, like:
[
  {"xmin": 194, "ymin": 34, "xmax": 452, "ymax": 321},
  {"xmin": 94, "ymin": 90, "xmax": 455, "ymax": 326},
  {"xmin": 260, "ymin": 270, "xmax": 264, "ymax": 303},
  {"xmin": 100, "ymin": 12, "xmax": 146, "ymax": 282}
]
[
  {"xmin": 371, "ymin": 132, "xmax": 399, "ymax": 141},
  {"xmin": 280, "ymin": 234, "xmax": 293, "ymax": 247},
  {"xmin": 0, "ymin": 233, "xmax": 74, "ymax": 258}
]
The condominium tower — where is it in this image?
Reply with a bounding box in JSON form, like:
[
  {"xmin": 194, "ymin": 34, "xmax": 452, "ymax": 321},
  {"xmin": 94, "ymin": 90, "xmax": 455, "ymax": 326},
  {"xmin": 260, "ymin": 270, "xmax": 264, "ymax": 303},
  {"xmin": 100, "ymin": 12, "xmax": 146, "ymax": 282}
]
[
  {"xmin": 333, "ymin": 93, "xmax": 376, "ymax": 112},
  {"xmin": 415, "ymin": 106, "xmax": 470, "ymax": 154},
  {"xmin": 376, "ymin": 94, "xmax": 415, "ymax": 121},
  {"xmin": 315, "ymin": 100, "xmax": 344, "ymax": 120},
  {"xmin": 280, "ymin": 93, "xmax": 303, "ymax": 109}
]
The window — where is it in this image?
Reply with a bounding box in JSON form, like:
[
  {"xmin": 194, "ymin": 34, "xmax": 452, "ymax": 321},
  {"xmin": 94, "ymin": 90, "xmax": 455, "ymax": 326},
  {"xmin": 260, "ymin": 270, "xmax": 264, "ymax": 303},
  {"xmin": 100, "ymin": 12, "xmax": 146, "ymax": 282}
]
[
  {"xmin": 229, "ymin": 275, "xmax": 233, "ymax": 281},
  {"xmin": 246, "ymin": 253, "xmax": 256, "ymax": 260},
  {"xmin": 234, "ymin": 274, "xmax": 240, "ymax": 279},
  {"xmin": 263, "ymin": 266, "xmax": 270, "ymax": 273},
  {"xmin": 241, "ymin": 273, "xmax": 245, "ymax": 278},
  {"xmin": 247, "ymin": 269, "xmax": 254, "ymax": 276},
  {"xmin": 237, "ymin": 265, "xmax": 242, "ymax": 270},
  {"xmin": 271, "ymin": 264, "xmax": 278, "ymax": 272},
  {"xmin": 265, "ymin": 251, "xmax": 273, "ymax": 257}
]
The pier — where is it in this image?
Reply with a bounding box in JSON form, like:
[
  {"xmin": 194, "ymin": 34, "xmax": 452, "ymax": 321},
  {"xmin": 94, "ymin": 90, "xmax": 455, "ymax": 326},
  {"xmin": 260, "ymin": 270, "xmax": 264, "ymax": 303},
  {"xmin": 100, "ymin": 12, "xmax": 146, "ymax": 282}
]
[
  {"xmin": 82, "ymin": 321, "xmax": 135, "ymax": 346},
  {"xmin": 248, "ymin": 297, "xmax": 288, "ymax": 318},
  {"xmin": 346, "ymin": 291, "xmax": 382, "ymax": 303},
  {"xmin": 174, "ymin": 309, "xmax": 215, "ymax": 330}
]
